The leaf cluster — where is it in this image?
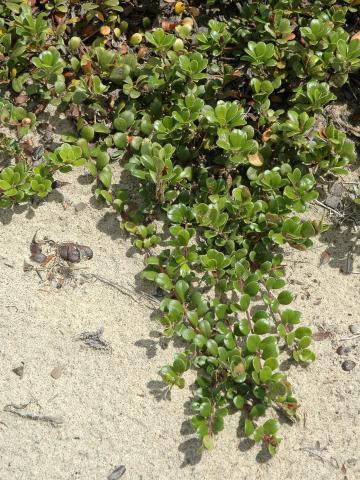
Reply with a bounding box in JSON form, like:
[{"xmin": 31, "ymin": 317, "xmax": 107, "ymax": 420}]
[{"xmin": 0, "ymin": 0, "xmax": 359, "ymax": 455}]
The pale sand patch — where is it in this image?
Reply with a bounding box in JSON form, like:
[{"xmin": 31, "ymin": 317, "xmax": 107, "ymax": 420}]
[{"xmin": 0, "ymin": 167, "xmax": 359, "ymax": 480}]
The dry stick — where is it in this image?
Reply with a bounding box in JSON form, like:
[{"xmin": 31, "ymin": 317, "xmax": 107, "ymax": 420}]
[
  {"xmin": 314, "ymin": 200, "xmax": 345, "ymax": 217},
  {"xmin": 345, "ymin": 250, "xmax": 353, "ymax": 274},
  {"xmin": 4, "ymin": 403, "xmax": 64, "ymax": 426},
  {"xmin": 339, "ymin": 333, "xmax": 360, "ymax": 342}
]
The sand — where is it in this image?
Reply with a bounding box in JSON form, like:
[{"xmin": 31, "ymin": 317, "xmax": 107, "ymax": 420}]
[{"xmin": 0, "ymin": 160, "xmax": 360, "ymax": 479}]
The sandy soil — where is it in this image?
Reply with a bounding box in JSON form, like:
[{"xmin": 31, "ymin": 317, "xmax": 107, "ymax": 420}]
[{"xmin": 1, "ymin": 160, "xmax": 360, "ymax": 479}]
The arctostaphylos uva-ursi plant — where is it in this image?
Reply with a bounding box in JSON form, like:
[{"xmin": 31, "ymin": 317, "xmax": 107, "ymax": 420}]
[{"xmin": 0, "ymin": 0, "xmax": 359, "ymax": 456}]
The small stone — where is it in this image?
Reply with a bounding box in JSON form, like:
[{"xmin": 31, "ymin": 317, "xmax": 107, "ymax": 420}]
[
  {"xmin": 324, "ymin": 194, "xmax": 341, "ymax": 209},
  {"xmin": 349, "ymin": 324, "xmax": 360, "ymax": 335},
  {"xmin": 341, "ymin": 360, "xmax": 356, "ymax": 372},
  {"xmin": 329, "ymin": 182, "xmax": 345, "ymax": 197},
  {"xmin": 108, "ymin": 465, "xmax": 126, "ymax": 480},
  {"xmin": 51, "ymin": 367, "xmax": 63, "ymax": 379},
  {"xmin": 74, "ymin": 202, "xmax": 87, "ymax": 213},
  {"xmin": 12, "ymin": 363, "xmax": 24, "ymax": 378},
  {"xmin": 336, "ymin": 345, "xmax": 352, "ymax": 356}
]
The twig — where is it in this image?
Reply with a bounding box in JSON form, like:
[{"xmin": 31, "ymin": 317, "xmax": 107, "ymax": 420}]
[
  {"xmin": 299, "ymin": 447, "xmax": 326, "ymax": 463},
  {"xmin": 339, "ymin": 334, "xmax": 360, "ymax": 342},
  {"xmin": 346, "ymin": 250, "xmax": 353, "ymax": 274},
  {"xmin": 314, "ymin": 200, "xmax": 344, "ymax": 217},
  {"xmin": 4, "ymin": 403, "xmax": 64, "ymax": 426}
]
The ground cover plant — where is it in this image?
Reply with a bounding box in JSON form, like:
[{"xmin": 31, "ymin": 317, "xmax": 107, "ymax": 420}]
[{"xmin": 0, "ymin": 0, "xmax": 359, "ymax": 456}]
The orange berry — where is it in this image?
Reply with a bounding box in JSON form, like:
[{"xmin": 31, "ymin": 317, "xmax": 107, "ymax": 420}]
[
  {"xmin": 175, "ymin": 2, "xmax": 185, "ymax": 14},
  {"xmin": 100, "ymin": 25, "xmax": 111, "ymax": 36}
]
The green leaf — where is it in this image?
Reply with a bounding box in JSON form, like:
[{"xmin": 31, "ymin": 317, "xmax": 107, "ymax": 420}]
[
  {"xmin": 182, "ymin": 328, "xmax": 195, "ymax": 342},
  {"xmin": 223, "ymin": 333, "xmax": 236, "ymax": 350},
  {"xmin": 155, "ymin": 273, "xmax": 174, "ymax": 292},
  {"xmin": 244, "ymin": 281, "xmax": 259, "ymax": 297},
  {"xmin": 259, "ymin": 366, "xmax": 272, "ymax": 382},
  {"xmin": 281, "ymin": 309, "xmax": 301, "ymax": 324},
  {"xmin": 207, "ymin": 339, "xmax": 218, "ymax": 356},
  {"xmin": 175, "ymin": 280, "xmax": 189, "ymax": 302},
  {"xmin": 244, "ymin": 419, "xmax": 255, "ymax": 436},
  {"xmin": 294, "ymin": 326, "xmax": 312, "ymax": 338},
  {"xmin": 213, "ymin": 415, "xmax": 224, "ymax": 433},
  {"xmin": 99, "ymin": 166, "xmax": 112, "ymax": 189},
  {"xmin": 0, "ymin": 180, "xmax": 11, "ymax": 190},
  {"xmin": 263, "ymin": 419, "xmax": 279, "ymax": 435},
  {"xmin": 277, "ymin": 290, "xmax": 293, "ymax": 305},
  {"xmin": 173, "ymin": 356, "xmax": 187, "ymax": 373},
  {"xmin": 234, "ymin": 395, "xmax": 245, "ymax": 409},
  {"xmin": 194, "ymin": 334, "xmax": 207, "ymax": 348},
  {"xmin": 254, "ymin": 318, "xmax": 271, "ymax": 335},
  {"xmin": 298, "ymin": 349, "xmax": 316, "ymax": 362},
  {"xmin": 239, "ymin": 294, "xmax": 251, "ymax": 311},
  {"xmin": 199, "ymin": 402, "xmax": 212, "ymax": 418},
  {"xmin": 249, "ymin": 403, "xmax": 266, "ymax": 419},
  {"xmin": 202, "ymin": 435, "xmax": 214, "ymax": 450},
  {"xmin": 199, "ymin": 320, "xmax": 211, "ymax": 338},
  {"xmin": 246, "ymin": 335, "xmax": 261, "ymax": 353}
]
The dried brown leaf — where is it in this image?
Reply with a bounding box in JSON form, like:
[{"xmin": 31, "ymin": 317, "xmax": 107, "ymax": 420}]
[
  {"xmin": 161, "ymin": 19, "xmax": 177, "ymax": 31},
  {"xmin": 262, "ymin": 128, "xmax": 272, "ymax": 142},
  {"xmin": 248, "ymin": 152, "xmax": 264, "ymax": 167},
  {"xmin": 319, "ymin": 248, "xmax": 331, "ymax": 266}
]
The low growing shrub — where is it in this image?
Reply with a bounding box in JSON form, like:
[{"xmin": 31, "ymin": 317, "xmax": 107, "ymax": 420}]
[{"xmin": 0, "ymin": 0, "xmax": 359, "ymax": 454}]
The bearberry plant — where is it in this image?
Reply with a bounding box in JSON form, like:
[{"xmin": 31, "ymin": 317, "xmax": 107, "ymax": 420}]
[{"xmin": 1, "ymin": 0, "xmax": 359, "ymax": 455}]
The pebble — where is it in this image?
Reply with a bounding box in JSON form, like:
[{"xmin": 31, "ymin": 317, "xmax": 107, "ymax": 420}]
[
  {"xmin": 341, "ymin": 360, "xmax": 356, "ymax": 372},
  {"xmin": 74, "ymin": 202, "xmax": 87, "ymax": 213},
  {"xmin": 336, "ymin": 346, "xmax": 352, "ymax": 356},
  {"xmin": 108, "ymin": 465, "xmax": 126, "ymax": 480},
  {"xmin": 324, "ymin": 194, "xmax": 341, "ymax": 209},
  {"xmin": 349, "ymin": 324, "xmax": 360, "ymax": 335},
  {"xmin": 12, "ymin": 363, "xmax": 24, "ymax": 378},
  {"xmin": 329, "ymin": 182, "xmax": 345, "ymax": 197},
  {"xmin": 51, "ymin": 367, "xmax": 63, "ymax": 379}
]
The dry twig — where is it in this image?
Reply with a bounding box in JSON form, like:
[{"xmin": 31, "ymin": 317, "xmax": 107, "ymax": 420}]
[{"xmin": 4, "ymin": 402, "xmax": 64, "ymax": 426}]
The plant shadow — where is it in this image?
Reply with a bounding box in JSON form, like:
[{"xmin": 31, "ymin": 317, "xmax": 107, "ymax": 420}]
[
  {"xmin": 318, "ymin": 225, "xmax": 360, "ymax": 274},
  {"xmin": 146, "ymin": 380, "xmax": 171, "ymax": 402},
  {"xmin": 0, "ymin": 188, "xmax": 64, "ymax": 225},
  {"xmin": 178, "ymin": 397, "xmax": 203, "ymax": 467}
]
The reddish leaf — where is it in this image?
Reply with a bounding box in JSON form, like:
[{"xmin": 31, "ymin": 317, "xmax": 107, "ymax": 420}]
[
  {"xmin": 319, "ymin": 248, "xmax": 331, "ymax": 266},
  {"xmin": 262, "ymin": 128, "xmax": 272, "ymax": 142},
  {"xmin": 53, "ymin": 11, "xmax": 66, "ymax": 26},
  {"xmin": 81, "ymin": 60, "xmax": 93, "ymax": 75},
  {"xmin": 161, "ymin": 19, "xmax": 177, "ymax": 31}
]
